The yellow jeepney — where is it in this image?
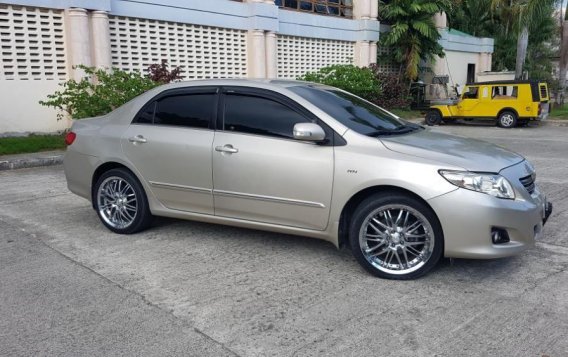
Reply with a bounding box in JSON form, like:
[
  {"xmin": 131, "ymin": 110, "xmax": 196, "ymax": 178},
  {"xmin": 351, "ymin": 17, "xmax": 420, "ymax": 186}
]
[{"xmin": 425, "ymin": 80, "xmax": 550, "ymax": 128}]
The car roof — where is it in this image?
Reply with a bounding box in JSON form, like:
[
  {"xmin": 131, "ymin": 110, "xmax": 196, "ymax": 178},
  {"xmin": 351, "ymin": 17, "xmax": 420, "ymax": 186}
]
[
  {"xmin": 468, "ymin": 80, "xmax": 545, "ymax": 86},
  {"xmin": 154, "ymin": 78, "xmax": 321, "ymax": 91}
]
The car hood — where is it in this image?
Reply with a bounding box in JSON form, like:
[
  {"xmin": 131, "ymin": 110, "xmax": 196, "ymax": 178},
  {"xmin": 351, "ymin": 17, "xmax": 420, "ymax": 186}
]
[{"xmin": 380, "ymin": 129, "xmax": 524, "ymax": 172}]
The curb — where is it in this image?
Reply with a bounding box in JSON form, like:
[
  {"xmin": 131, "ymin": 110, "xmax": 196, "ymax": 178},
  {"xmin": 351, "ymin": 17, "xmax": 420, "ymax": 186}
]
[{"xmin": 0, "ymin": 152, "xmax": 64, "ymax": 171}]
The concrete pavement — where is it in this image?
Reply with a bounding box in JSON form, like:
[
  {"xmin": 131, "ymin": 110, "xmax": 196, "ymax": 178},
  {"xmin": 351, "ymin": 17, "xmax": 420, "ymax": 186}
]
[{"xmin": 1, "ymin": 123, "xmax": 567, "ymax": 356}]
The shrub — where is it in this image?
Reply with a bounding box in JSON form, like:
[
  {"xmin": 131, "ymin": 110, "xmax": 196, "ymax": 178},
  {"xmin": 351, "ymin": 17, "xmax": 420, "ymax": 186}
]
[
  {"xmin": 147, "ymin": 59, "xmax": 184, "ymax": 84},
  {"xmin": 370, "ymin": 65, "xmax": 411, "ymax": 109},
  {"xmin": 298, "ymin": 64, "xmax": 381, "ymax": 101},
  {"xmin": 40, "ymin": 65, "xmax": 159, "ymax": 120},
  {"xmin": 40, "ymin": 61, "xmax": 183, "ymax": 120}
]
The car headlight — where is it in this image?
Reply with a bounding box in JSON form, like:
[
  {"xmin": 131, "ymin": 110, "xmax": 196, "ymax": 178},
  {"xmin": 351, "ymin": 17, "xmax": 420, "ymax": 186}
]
[{"xmin": 439, "ymin": 170, "xmax": 515, "ymax": 199}]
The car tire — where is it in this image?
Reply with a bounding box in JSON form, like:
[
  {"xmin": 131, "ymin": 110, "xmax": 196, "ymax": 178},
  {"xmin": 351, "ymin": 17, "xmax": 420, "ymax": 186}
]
[
  {"xmin": 93, "ymin": 168, "xmax": 152, "ymax": 234},
  {"xmin": 497, "ymin": 111, "xmax": 517, "ymax": 128},
  {"xmin": 349, "ymin": 193, "xmax": 444, "ymax": 280},
  {"xmin": 425, "ymin": 110, "xmax": 442, "ymax": 126}
]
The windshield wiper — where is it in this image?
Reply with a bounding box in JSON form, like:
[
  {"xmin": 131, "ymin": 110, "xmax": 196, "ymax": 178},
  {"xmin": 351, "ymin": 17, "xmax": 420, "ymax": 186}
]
[{"xmin": 366, "ymin": 124, "xmax": 418, "ymax": 137}]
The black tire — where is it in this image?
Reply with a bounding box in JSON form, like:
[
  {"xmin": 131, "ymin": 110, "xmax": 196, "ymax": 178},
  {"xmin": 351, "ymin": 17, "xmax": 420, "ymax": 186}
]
[
  {"xmin": 497, "ymin": 111, "xmax": 517, "ymax": 128},
  {"xmin": 93, "ymin": 168, "xmax": 152, "ymax": 234},
  {"xmin": 349, "ymin": 192, "xmax": 444, "ymax": 280},
  {"xmin": 425, "ymin": 110, "xmax": 442, "ymax": 126}
]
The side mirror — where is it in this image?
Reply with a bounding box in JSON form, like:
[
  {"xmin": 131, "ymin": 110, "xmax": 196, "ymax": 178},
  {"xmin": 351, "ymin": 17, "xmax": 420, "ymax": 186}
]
[{"xmin": 293, "ymin": 123, "xmax": 326, "ymax": 142}]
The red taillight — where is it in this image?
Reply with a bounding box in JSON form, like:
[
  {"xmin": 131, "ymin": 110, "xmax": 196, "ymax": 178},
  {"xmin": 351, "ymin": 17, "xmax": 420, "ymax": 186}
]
[
  {"xmin": 538, "ymin": 103, "xmax": 542, "ymax": 115},
  {"xmin": 65, "ymin": 131, "xmax": 76, "ymax": 146}
]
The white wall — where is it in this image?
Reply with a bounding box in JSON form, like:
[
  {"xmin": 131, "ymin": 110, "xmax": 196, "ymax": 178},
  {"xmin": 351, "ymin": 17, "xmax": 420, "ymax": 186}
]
[
  {"xmin": 0, "ymin": 81, "xmax": 71, "ymax": 133},
  {"xmin": 444, "ymin": 50, "xmax": 488, "ymax": 88}
]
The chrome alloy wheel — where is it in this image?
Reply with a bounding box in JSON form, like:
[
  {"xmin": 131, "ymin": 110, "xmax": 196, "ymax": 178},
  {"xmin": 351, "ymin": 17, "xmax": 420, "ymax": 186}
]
[
  {"xmin": 500, "ymin": 113, "xmax": 515, "ymax": 127},
  {"xmin": 97, "ymin": 176, "xmax": 138, "ymax": 229},
  {"xmin": 358, "ymin": 205, "xmax": 435, "ymax": 275}
]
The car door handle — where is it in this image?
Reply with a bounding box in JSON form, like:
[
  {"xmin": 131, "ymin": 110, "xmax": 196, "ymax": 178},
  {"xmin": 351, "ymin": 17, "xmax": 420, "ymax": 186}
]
[
  {"xmin": 128, "ymin": 135, "xmax": 147, "ymax": 144},
  {"xmin": 215, "ymin": 145, "xmax": 238, "ymax": 154}
]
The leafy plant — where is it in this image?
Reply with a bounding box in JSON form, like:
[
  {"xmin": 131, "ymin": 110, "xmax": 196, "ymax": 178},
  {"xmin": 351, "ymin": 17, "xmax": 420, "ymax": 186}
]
[
  {"xmin": 147, "ymin": 59, "xmax": 184, "ymax": 84},
  {"xmin": 379, "ymin": 0, "xmax": 450, "ymax": 81},
  {"xmin": 40, "ymin": 61, "xmax": 183, "ymax": 120},
  {"xmin": 40, "ymin": 65, "xmax": 159, "ymax": 120},
  {"xmin": 298, "ymin": 64, "xmax": 381, "ymax": 100},
  {"xmin": 370, "ymin": 65, "xmax": 411, "ymax": 108}
]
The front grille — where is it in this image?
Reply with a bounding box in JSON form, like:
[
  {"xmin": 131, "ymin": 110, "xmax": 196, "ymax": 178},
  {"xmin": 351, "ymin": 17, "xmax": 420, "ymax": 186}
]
[{"xmin": 519, "ymin": 175, "xmax": 535, "ymax": 194}]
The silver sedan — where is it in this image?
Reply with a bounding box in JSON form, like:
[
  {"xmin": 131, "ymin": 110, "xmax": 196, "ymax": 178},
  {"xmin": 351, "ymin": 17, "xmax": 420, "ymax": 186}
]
[{"xmin": 63, "ymin": 79, "xmax": 553, "ymax": 279}]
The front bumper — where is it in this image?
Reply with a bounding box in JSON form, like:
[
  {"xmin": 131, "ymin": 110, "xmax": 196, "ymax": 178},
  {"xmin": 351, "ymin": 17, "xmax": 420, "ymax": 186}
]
[{"xmin": 427, "ymin": 187, "xmax": 552, "ymax": 259}]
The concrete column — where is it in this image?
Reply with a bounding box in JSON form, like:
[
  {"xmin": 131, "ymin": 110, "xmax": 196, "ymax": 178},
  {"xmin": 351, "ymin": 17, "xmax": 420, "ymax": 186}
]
[
  {"xmin": 247, "ymin": 29, "xmax": 266, "ymax": 78},
  {"xmin": 434, "ymin": 11, "xmax": 447, "ymax": 29},
  {"xmin": 90, "ymin": 11, "xmax": 112, "ymax": 69},
  {"xmin": 370, "ymin": 0, "xmax": 378, "ymax": 20},
  {"xmin": 353, "ymin": 0, "xmax": 371, "ymax": 20},
  {"xmin": 478, "ymin": 52, "xmax": 492, "ymax": 72},
  {"xmin": 65, "ymin": 8, "xmax": 92, "ymax": 80},
  {"xmin": 432, "ymin": 55, "xmax": 447, "ymax": 76},
  {"xmin": 265, "ymin": 31, "xmax": 277, "ymax": 78},
  {"xmin": 354, "ymin": 40, "xmax": 370, "ymax": 67},
  {"xmin": 369, "ymin": 41, "xmax": 377, "ymax": 64}
]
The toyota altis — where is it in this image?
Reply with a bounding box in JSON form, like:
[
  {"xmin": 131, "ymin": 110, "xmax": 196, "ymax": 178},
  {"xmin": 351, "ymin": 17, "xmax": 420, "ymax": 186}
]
[{"xmin": 63, "ymin": 79, "xmax": 553, "ymax": 279}]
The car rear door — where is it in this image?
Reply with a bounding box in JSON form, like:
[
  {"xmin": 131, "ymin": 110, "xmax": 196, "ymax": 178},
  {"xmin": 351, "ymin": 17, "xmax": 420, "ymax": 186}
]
[
  {"xmin": 211, "ymin": 87, "xmax": 334, "ymax": 230},
  {"xmin": 121, "ymin": 87, "xmax": 218, "ymax": 214}
]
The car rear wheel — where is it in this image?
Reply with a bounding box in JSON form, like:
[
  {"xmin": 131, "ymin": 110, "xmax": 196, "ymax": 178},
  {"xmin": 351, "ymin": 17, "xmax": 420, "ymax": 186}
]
[
  {"xmin": 497, "ymin": 111, "xmax": 517, "ymax": 128},
  {"xmin": 425, "ymin": 110, "xmax": 442, "ymax": 126},
  {"xmin": 349, "ymin": 193, "xmax": 443, "ymax": 280},
  {"xmin": 94, "ymin": 168, "xmax": 152, "ymax": 234}
]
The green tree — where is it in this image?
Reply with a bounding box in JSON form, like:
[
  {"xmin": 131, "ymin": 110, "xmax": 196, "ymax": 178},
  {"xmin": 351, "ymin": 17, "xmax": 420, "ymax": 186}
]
[
  {"xmin": 379, "ymin": 0, "xmax": 450, "ymax": 81},
  {"xmin": 447, "ymin": 0, "xmax": 493, "ymax": 37},
  {"xmin": 557, "ymin": 1, "xmax": 568, "ymax": 104},
  {"xmin": 491, "ymin": 0, "xmax": 556, "ymax": 79}
]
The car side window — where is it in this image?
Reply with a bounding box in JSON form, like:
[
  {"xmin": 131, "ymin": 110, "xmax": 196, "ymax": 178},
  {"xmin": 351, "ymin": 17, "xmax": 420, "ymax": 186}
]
[
  {"xmin": 463, "ymin": 86, "xmax": 479, "ymax": 99},
  {"xmin": 223, "ymin": 93, "xmax": 310, "ymax": 139},
  {"xmin": 134, "ymin": 101, "xmax": 155, "ymax": 124},
  {"xmin": 153, "ymin": 93, "xmax": 215, "ymax": 128}
]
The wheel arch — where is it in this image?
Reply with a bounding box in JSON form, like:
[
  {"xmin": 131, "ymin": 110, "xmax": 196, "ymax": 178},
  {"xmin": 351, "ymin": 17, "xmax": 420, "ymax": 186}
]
[
  {"xmin": 497, "ymin": 107, "xmax": 518, "ymax": 119},
  {"xmin": 337, "ymin": 185, "xmax": 444, "ymax": 249}
]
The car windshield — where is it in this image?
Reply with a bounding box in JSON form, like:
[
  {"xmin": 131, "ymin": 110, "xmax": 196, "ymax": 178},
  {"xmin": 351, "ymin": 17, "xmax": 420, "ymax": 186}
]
[{"xmin": 289, "ymin": 85, "xmax": 415, "ymax": 136}]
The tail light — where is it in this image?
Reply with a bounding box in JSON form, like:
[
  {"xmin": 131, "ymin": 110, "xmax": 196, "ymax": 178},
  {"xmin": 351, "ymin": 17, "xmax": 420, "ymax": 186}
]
[
  {"xmin": 65, "ymin": 131, "xmax": 76, "ymax": 146},
  {"xmin": 538, "ymin": 103, "xmax": 542, "ymax": 115}
]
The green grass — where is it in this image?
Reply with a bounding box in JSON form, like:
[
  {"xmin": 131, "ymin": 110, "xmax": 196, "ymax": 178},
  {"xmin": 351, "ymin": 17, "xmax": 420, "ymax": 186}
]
[
  {"xmin": 0, "ymin": 134, "xmax": 66, "ymax": 156},
  {"xmin": 548, "ymin": 104, "xmax": 568, "ymax": 119},
  {"xmin": 389, "ymin": 108, "xmax": 423, "ymax": 120}
]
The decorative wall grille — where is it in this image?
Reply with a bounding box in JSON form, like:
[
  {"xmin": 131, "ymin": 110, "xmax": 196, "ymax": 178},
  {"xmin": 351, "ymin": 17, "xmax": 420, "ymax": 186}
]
[
  {"xmin": 276, "ymin": 35, "xmax": 354, "ymax": 79},
  {"xmin": 109, "ymin": 16, "xmax": 247, "ymax": 79},
  {"xmin": 376, "ymin": 45, "xmax": 399, "ymax": 74},
  {"xmin": 0, "ymin": 4, "xmax": 67, "ymax": 80}
]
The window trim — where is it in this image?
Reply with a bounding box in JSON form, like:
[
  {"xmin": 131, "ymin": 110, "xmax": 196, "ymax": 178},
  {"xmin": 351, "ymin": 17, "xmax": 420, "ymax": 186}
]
[
  {"xmin": 132, "ymin": 86, "xmax": 219, "ymax": 130},
  {"xmin": 218, "ymin": 86, "xmax": 342, "ymax": 146}
]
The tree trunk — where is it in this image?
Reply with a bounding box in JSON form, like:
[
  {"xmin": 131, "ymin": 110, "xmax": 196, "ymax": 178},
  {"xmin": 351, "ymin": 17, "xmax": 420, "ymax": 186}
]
[
  {"xmin": 557, "ymin": 21, "xmax": 568, "ymax": 106},
  {"xmin": 515, "ymin": 26, "xmax": 529, "ymax": 80}
]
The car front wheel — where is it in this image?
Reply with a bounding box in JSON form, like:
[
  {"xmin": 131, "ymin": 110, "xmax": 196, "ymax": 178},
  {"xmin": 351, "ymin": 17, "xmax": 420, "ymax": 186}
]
[
  {"xmin": 425, "ymin": 110, "xmax": 442, "ymax": 126},
  {"xmin": 349, "ymin": 193, "xmax": 443, "ymax": 280},
  {"xmin": 94, "ymin": 168, "xmax": 152, "ymax": 234}
]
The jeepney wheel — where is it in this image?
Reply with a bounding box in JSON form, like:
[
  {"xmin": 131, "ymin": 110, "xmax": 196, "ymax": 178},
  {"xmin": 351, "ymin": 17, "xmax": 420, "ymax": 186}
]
[
  {"xmin": 497, "ymin": 111, "xmax": 517, "ymax": 128},
  {"xmin": 425, "ymin": 110, "xmax": 442, "ymax": 126}
]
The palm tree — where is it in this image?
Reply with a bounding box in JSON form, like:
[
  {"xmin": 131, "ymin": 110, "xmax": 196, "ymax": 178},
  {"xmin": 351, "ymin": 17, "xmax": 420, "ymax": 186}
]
[
  {"xmin": 379, "ymin": 0, "xmax": 450, "ymax": 81},
  {"xmin": 448, "ymin": 0, "xmax": 493, "ymax": 37},
  {"xmin": 492, "ymin": 0, "xmax": 556, "ymax": 79},
  {"xmin": 557, "ymin": 1, "xmax": 568, "ymax": 104}
]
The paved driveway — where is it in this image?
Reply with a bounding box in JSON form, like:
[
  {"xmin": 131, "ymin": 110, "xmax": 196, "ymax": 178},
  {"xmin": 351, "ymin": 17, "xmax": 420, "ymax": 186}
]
[{"xmin": 1, "ymin": 123, "xmax": 567, "ymax": 356}]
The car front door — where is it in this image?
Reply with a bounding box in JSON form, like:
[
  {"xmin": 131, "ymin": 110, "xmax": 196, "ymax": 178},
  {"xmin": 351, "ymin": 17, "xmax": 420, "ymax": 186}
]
[
  {"xmin": 121, "ymin": 87, "xmax": 217, "ymax": 214},
  {"xmin": 212, "ymin": 88, "xmax": 334, "ymax": 230},
  {"xmin": 457, "ymin": 85, "xmax": 480, "ymax": 117}
]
